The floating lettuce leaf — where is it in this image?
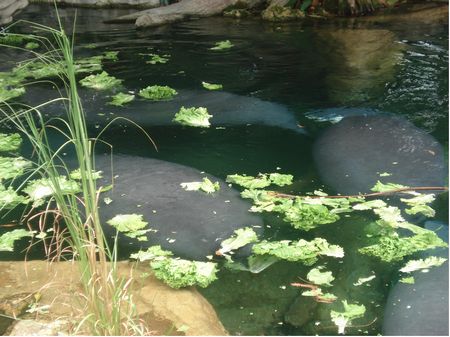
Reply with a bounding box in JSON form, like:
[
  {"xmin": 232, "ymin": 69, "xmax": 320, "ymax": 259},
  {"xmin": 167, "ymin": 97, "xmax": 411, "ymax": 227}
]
[
  {"xmin": 107, "ymin": 214, "xmax": 148, "ymax": 233},
  {"xmin": 130, "ymin": 245, "xmax": 173, "ymax": 262},
  {"xmin": 210, "ymin": 40, "xmax": 234, "ymax": 50},
  {"xmin": 353, "ymin": 275, "xmax": 376, "ymax": 286},
  {"xmin": 252, "ymin": 238, "xmax": 343, "ymax": 265},
  {"xmin": 307, "ymin": 267, "xmax": 335, "ymax": 286},
  {"xmin": 145, "ymin": 53, "xmax": 170, "ymax": 64},
  {"xmin": 400, "ymin": 193, "xmax": 436, "ymax": 218},
  {"xmin": 139, "ymin": 85, "xmax": 177, "ymax": 100},
  {"xmin": 0, "ymin": 156, "xmax": 32, "ymax": 181},
  {"xmin": 330, "ymin": 300, "xmax": 366, "ymax": 334},
  {"xmin": 79, "ymin": 71, "xmax": 122, "ymax": 90},
  {"xmin": 150, "ymin": 258, "xmax": 218, "ymax": 288},
  {"xmin": 23, "ymin": 176, "xmax": 81, "ymax": 207},
  {"xmin": 103, "ymin": 51, "xmax": 119, "ymax": 61},
  {"xmin": 180, "ymin": 177, "xmax": 220, "ymax": 194},
  {"xmin": 359, "ymin": 230, "xmax": 447, "ymax": 262},
  {"xmin": 0, "ymin": 229, "xmax": 34, "ymax": 252},
  {"xmin": 399, "ymin": 276, "xmax": 415, "ymax": 284},
  {"xmin": 0, "ymin": 133, "xmax": 22, "ymax": 152},
  {"xmin": 13, "ymin": 59, "xmax": 63, "ymax": 81},
  {"xmin": 352, "ymin": 199, "xmax": 387, "ymax": 211},
  {"xmin": 399, "ymin": 256, "xmax": 447, "ymax": 273},
  {"xmin": 373, "ymin": 206, "xmax": 405, "ymax": 228},
  {"xmin": 202, "ymin": 81, "xmax": 223, "ymax": 90},
  {"xmin": 371, "ymin": 181, "xmax": 408, "ymax": 192},
  {"xmin": 282, "ymin": 200, "xmax": 340, "ymax": 231},
  {"xmin": 226, "ymin": 174, "xmax": 271, "ymax": 189},
  {"xmin": 108, "ymin": 92, "xmax": 135, "ymax": 106},
  {"xmin": 0, "ymin": 34, "xmax": 28, "ymax": 46},
  {"xmin": 0, "ymin": 184, "xmax": 29, "ymax": 209},
  {"xmin": 25, "ymin": 42, "xmax": 39, "ymax": 50},
  {"xmin": 269, "ymin": 173, "xmax": 294, "ymax": 186},
  {"xmin": 69, "ymin": 168, "xmax": 103, "ymax": 180},
  {"xmin": 217, "ymin": 227, "xmax": 258, "ymax": 256},
  {"xmin": 173, "ymin": 106, "xmax": 212, "ymax": 128},
  {"xmin": 74, "ymin": 55, "xmax": 103, "ymax": 74},
  {"xmin": 0, "ymin": 86, "xmax": 25, "ymax": 103}
]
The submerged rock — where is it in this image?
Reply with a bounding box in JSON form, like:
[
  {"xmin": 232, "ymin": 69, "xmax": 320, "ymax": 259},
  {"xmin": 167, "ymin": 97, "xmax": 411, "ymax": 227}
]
[
  {"xmin": 0, "ymin": 0, "xmax": 28, "ymax": 24},
  {"xmin": 94, "ymin": 154, "xmax": 263, "ymax": 261},
  {"xmin": 261, "ymin": 5, "xmax": 304, "ymax": 22}
]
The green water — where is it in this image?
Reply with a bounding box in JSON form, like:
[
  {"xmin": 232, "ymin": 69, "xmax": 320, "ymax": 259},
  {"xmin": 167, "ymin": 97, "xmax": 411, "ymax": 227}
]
[{"xmin": 1, "ymin": 4, "xmax": 448, "ymax": 335}]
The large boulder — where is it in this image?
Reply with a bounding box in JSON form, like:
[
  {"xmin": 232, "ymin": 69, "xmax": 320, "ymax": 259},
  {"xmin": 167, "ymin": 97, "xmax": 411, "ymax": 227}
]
[{"xmin": 0, "ymin": 0, "xmax": 28, "ymax": 25}]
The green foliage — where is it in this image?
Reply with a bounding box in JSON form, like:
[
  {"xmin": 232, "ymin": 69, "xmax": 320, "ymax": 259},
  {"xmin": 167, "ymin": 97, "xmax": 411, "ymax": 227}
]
[
  {"xmin": 150, "ymin": 258, "xmax": 218, "ymax": 288},
  {"xmin": 0, "ymin": 133, "xmax": 22, "ymax": 152},
  {"xmin": 0, "ymin": 156, "xmax": 32, "ymax": 182},
  {"xmin": 226, "ymin": 173, "xmax": 293, "ymax": 189},
  {"xmin": 0, "ymin": 229, "xmax": 34, "ymax": 251},
  {"xmin": 173, "ymin": 106, "xmax": 212, "ymax": 128},
  {"xmin": 139, "ymin": 85, "xmax": 177, "ymax": 100},
  {"xmin": 217, "ymin": 227, "xmax": 259, "ymax": 256},
  {"xmin": 23, "ymin": 176, "xmax": 81, "ymax": 207},
  {"xmin": 144, "ymin": 53, "xmax": 170, "ymax": 64},
  {"xmin": 330, "ymin": 300, "xmax": 366, "ymax": 334},
  {"xmin": 399, "ymin": 256, "xmax": 447, "ymax": 273},
  {"xmin": 252, "ymin": 238, "xmax": 344, "ymax": 265},
  {"xmin": 0, "ymin": 184, "xmax": 29, "ymax": 209},
  {"xmin": 79, "ymin": 71, "xmax": 122, "ymax": 90},
  {"xmin": 210, "ymin": 40, "xmax": 234, "ymax": 51},
  {"xmin": 202, "ymin": 81, "xmax": 223, "ymax": 90},
  {"xmin": 307, "ymin": 267, "xmax": 335, "ymax": 286},
  {"xmin": 108, "ymin": 92, "xmax": 135, "ymax": 106},
  {"xmin": 180, "ymin": 177, "xmax": 220, "ymax": 194}
]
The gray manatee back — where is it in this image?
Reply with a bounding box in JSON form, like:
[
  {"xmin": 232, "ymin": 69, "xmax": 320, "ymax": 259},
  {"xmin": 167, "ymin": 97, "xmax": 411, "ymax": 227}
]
[
  {"xmin": 94, "ymin": 154, "xmax": 263, "ymax": 261},
  {"xmin": 313, "ymin": 115, "xmax": 446, "ymax": 194}
]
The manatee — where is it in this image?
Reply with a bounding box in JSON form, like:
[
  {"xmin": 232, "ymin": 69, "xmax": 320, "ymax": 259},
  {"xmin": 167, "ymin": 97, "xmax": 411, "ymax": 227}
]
[
  {"xmin": 92, "ymin": 154, "xmax": 263, "ymax": 261},
  {"xmin": 313, "ymin": 115, "xmax": 446, "ymax": 195},
  {"xmin": 382, "ymin": 221, "xmax": 449, "ymax": 336},
  {"xmin": 24, "ymin": 86, "xmax": 305, "ymax": 134}
]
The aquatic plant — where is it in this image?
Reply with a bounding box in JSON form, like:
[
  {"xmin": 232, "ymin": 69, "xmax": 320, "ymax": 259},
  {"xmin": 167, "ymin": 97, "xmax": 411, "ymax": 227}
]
[
  {"xmin": 108, "ymin": 92, "xmax": 135, "ymax": 106},
  {"xmin": 138, "ymin": 85, "xmax": 177, "ymax": 100},
  {"xmin": 79, "ymin": 71, "xmax": 122, "ymax": 90},
  {"xmin": 173, "ymin": 106, "xmax": 212, "ymax": 128}
]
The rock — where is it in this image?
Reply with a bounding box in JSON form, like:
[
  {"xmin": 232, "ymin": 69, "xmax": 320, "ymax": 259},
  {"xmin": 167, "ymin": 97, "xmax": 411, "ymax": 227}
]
[
  {"xmin": 0, "ymin": 0, "xmax": 28, "ymax": 25},
  {"xmin": 261, "ymin": 5, "xmax": 304, "ymax": 21},
  {"xmin": 28, "ymin": 0, "xmax": 160, "ymax": 9},
  {"xmin": 9, "ymin": 319, "xmax": 70, "ymax": 336}
]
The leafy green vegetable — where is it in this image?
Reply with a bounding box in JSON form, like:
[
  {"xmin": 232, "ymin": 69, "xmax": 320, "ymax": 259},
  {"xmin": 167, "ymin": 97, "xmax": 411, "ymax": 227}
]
[
  {"xmin": 0, "ymin": 133, "xmax": 22, "ymax": 152},
  {"xmin": 0, "ymin": 34, "xmax": 27, "ymax": 46},
  {"xmin": 371, "ymin": 180, "xmax": 408, "ymax": 192},
  {"xmin": 180, "ymin": 177, "xmax": 220, "ymax": 194},
  {"xmin": 0, "ymin": 229, "xmax": 34, "ymax": 251},
  {"xmin": 130, "ymin": 245, "xmax": 173, "ymax": 262},
  {"xmin": 107, "ymin": 213, "xmax": 148, "ymax": 233},
  {"xmin": 24, "ymin": 42, "xmax": 39, "ymax": 50},
  {"xmin": 330, "ymin": 300, "xmax": 366, "ymax": 334},
  {"xmin": 401, "ymin": 193, "xmax": 436, "ymax": 218},
  {"xmin": 150, "ymin": 258, "xmax": 218, "ymax": 288},
  {"xmin": 144, "ymin": 53, "xmax": 170, "ymax": 64},
  {"xmin": 12, "ymin": 59, "xmax": 63, "ymax": 81},
  {"xmin": 139, "ymin": 85, "xmax": 177, "ymax": 100},
  {"xmin": 173, "ymin": 106, "xmax": 212, "ymax": 128},
  {"xmin": 268, "ymin": 173, "xmax": 294, "ymax": 186},
  {"xmin": 103, "ymin": 51, "xmax": 119, "ymax": 61},
  {"xmin": 69, "ymin": 169, "xmax": 103, "ymax": 180},
  {"xmin": 79, "ymin": 71, "xmax": 122, "ymax": 90},
  {"xmin": 202, "ymin": 81, "xmax": 223, "ymax": 90},
  {"xmin": 352, "ymin": 199, "xmax": 387, "ymax": 211},
  {"xmin": 0, "ymin": 86, "xmax": 25, "ymax": 103},
  {"xmin": 399, "ymin": 256, "xmax": 447, "ymax": 273},
  {"xmin": 399, "ymin": 276, "xmax": 415, "ymax": 284},
  {"xmin": 108, "ymin": 92, "xmax": 135, "ymax": 106},
  {"xmin": 210, "ymin": 40, "xmax": 234, "ymax": 50},
  {"xmin": 353, "ymin": 275, "xmax": 376, "ymax": 286},
  {"xmin": 0, "ymin": 184, "xmax": 29, "ymax": 209},
  {"xmin": 23, "ymin": 176, "xmax": 81, "ymax": 207},
  {"xmin": 0, "ymin": 156, "xmax": 32, "ymax": 181},
  {"xmin": 226, "ymin": 173, "xmax": 293, "ymax": 189},
  {"xmin": 282, "ymin": 201, "xmax": 340, "ymax": 231},
  {"xmin": 307, "ymin": 267, "xmax": 334, "ymax": 286},
  {"xmin": 217, "ymin": 227, "xmax": 258, "ymax": 256},
  {"xmin": 373, "ymin": 206, "xmax": 405, "ymax": 228},
  {"xmin": 252, "ymin": 238, "xmax": 344, "ymax": 265}
]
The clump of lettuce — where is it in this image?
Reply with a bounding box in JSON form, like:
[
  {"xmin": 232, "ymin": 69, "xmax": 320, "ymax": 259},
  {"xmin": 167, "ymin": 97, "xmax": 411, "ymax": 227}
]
[
  {"xmin": 103, "ymin": 51, "xmax": 119, "ymax": 61},
  {"xmin": 0, "ymin": 133, "xmax": 22, "ymax": 152},
  {"xmin": 144, "ymin": 53, "xmax": 170, "ymax": 64},
  {"xmin": 400, "ymin": 193, "xmax": 436, "ymax": 218},
  {"xmin": 0, "ymin": 229, "xmax": 34, "ymax": 252},
  {"xmin": 330, "ymin": 300, "xmax": 366, "ymax": 334},
  {"xmin": 23, "ymin": 176, "xmax": 80, "ymax": 207},
  {"xmin": 371, "ymin": 181, "xmax": 408, "ymax": 192},
  {"xmin": 108, "ymin": 92, "xmax": 135, "ymax": 106},
  {"xmin": 139, "ymin": 85, "xmax": 177, "ymax": 100},
  {"xmin": 79, "ymin": 71, "xmax": 122, "ymax": 90},
  {"xmin": 202, "ymin": 81, "xmax": 223, "ymax": 90},
  {"xmin": 131, "ymin": 245, "xmax": 218, "ymax": 288},
  {"xmin": 217, "ymin": 227, "xmax": 258, "ymax": 257},
  {"xmin": 0, "ymin": 156, "xmax": 32, "ymax": 182},
  {"xmin": 173, "ymin": 106, "xmax": 212, "ymax": 128},
  {"xmin": 307, "ymin": 267, "xmax": 335, "ymax": 286},
  {"xmin": 399, "ymin": 256, "xmax": 447, "ymax": 273},
  {"xmin": 25, "ymin": 42, "xmax": 39, "ymax": 50},
  {"xmin": 0, "ymin": 184, "xmax": 29, "ymax": 209},
  {"xmin": 0, "ymin": 86, "xmax": 25, "ymax": 103},
  {"xmin": 252, "ymin": 238, "xmax": 344, "ymax": 265},
  {"xmin": 226, "ymin": 173, "xmax": 293, "ymax": 189},
  {"xmin": 180, "ymin": 177, "xmax": 220, "ymax": 194},
  {"xmin": 69, "ymin": 168, "xmax": 103, "ymax": 180},
  {"xmin": 106, "ymin": 214, "xmax": 151, "ymax": 241},
  {"xmin": 210, "ymin": 40, "xmax": 234, "ymax": 50},
  {"xmin": 0, "ymin": 34, "xmax": 28, "ymax": 46}
]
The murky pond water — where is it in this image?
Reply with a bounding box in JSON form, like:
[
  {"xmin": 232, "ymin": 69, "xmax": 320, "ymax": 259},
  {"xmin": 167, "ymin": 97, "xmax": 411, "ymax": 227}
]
[{"xmin": 1, "ymin": 4, "xmax": 448, "ymax": 335}]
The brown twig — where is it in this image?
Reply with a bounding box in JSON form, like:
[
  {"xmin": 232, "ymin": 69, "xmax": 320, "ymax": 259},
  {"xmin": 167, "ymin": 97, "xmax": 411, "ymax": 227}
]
[{"xmin": 269, "ymin": 186, "xmax": 448, "ymax": 200}]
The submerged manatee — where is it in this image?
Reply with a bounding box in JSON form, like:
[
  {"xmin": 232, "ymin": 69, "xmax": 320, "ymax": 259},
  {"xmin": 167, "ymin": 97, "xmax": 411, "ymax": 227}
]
[
  {"xmin": 25, "ymin": 86, "xmax": 304, "ymax": 133},
  {"xmin": 313, "ymin": 115, "xmax": 446, "ymax": 195},
  {"xmin": 382, "ymin": 221, "xmax": 449, "ymax": 336},
  {"xmin": 93, "ymin": 154, "xmax": 263, "ymax": 261}
]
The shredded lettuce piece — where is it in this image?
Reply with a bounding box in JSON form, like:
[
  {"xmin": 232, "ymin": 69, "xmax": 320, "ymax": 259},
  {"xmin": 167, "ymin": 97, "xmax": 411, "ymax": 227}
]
[
  {"xmin": 217, "ymin": 227, "xmax": 258, "ymax": 256},
  {"xmin": 107, "ymin": 213, "xmax": 148, "ymax": 232},
  {"xmin": 399, "ymin": 256, "xmax": 447, "ymax": 273},
  {"xmin": 399, "ymin": 276, "xmax": 415, "ymax": 284},
  {"xmin": 226, "ymin": 173, "xmax": 293, "ymax": 189},
  {"xmin": 202, "ymin": 81, "xmax": 223, "ymax": 90},
  {"xmin": 0, "ymin": 229, "xmax": 34, "ymax": 252},
  {"xmin": 252, "ymin": 238, "xmax": 344, "ymax": 265},
  {"xmin": 307, "ymin": 267, "xmax": 334, "ymax": 286},
  {"xmin": 23, "ymin": 176, "xmax": 81, "ymax": 207},
  {"xmin": 0, "ymin": 184, "xmax": 29, "ymax": 209},
  {"xmin": 371, "ymin": 180, "xmax": 408, "ymax": 192},
  {"xmin": 0, "ymin": 156, "xmax": 32, "ymax": 181},
  {"xmin": 173, "ymin": 106, "xmax": 212, "ymax": 128},
  {"xmin": 352, "ymin": 199, "xmax": 387, "ymax": 211},
  {"xmin": 139, "ymin": 85, "xmax": 177, "ymax": 100},
  {"xmin": 0, "ymin": 86, "xmax": 25, "ymax": 103},
  {"xmin": 145, "ymin": 53, "xmax": 170, "ymax": 64},
  {"xmin": 79, "ymin": 71, "xmax": 122, "ymax": 90},
  {"xmin": 330, "ymin": 301, "xmax": 366, "ymax": 334},
  {"xmin": 69, "ymin": 168, "xmax": 103, "ymax": 180},
  {"xmin": 130, "ymin": 245, "xmax": 173, "ymax": 262},
  {"xmin": 0, "ymin": 133, "xmax": 22, "ymax": 152},
  {"xmin": 25, "ymin": 42, "xmax": 39, "ymax": 50},
  {"xmin": 353, "ymin": 275, "xmax": 376, "ymax": 286},
  {"xmin": 400, "ymin": 193, "xmax": 436, "ymax": 218},
  {"xmin": 103, "ymin": 51, "xmax": 119, "ymax": 61},
  {"xmin": 210, "ymin": 40, "xmax": 234, "ymax": 50},
  {"xmin": 180, "ymin": 177, "xmax": 220, "ymax": 194},
  {"xmin": 108, "ymin": 92, "xmax": 135, "ymax": 106}
]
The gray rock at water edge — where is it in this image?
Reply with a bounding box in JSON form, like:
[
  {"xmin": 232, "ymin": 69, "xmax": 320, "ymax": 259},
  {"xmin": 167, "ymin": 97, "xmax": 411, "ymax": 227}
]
[
  {"xmin": 28, "ymin": 0, "xmax": 160, "ymax": 9},
  {"xmin": 382, "ymin": 221, "xmax": 449, "ymax": 336},
  {"xmin": 94, "ymin": 154, "xmax": 263, "ymax": 261},
  {"xmin": 313, "ymin": 114, "xmax": 447, "ymax": 195},
  {"xmin": 0, "ymin": 0, "xmax": 28, "ymax": 25}
]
